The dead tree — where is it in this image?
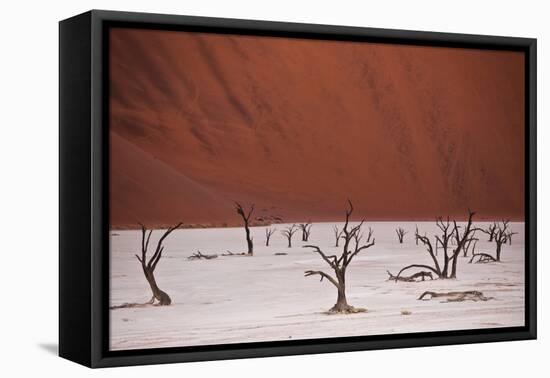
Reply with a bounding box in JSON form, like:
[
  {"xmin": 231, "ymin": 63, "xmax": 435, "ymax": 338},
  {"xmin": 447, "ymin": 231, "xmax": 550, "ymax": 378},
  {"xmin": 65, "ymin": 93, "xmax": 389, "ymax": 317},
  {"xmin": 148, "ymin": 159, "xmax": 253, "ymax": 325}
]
[
  {"xmin": 489, "ymin": 222, "xmax": 497, "ymax": 241},
  {"xmin": 393, "ymin": 211, "xmax": 476, "ymax": 280},
  {"xmin": 299, "ymin": 222, "xmax": 313, "ymax": 242},
  {"xmin": 468, "ymin": 239, "xmax": 496, "ymax": 264},
  {"xmin": 188, "ymin": 250, "xmax": 218, "ymax": 260},
  {"xmin": 265, "ymin": 227, "xmax": 276, "ymax": 246},
  {"xmin": 469, "ymin": 220, "xmax": 515, "ymax": 264},
  {"xmin": 222, "ymin": 250, "xmax": 247, "ymax": 256},
  {"xmin": 494, "ymin": 220, "xmax": 510, "ymax": 261},
  {"xmin": 454, "ymin": 225, "xmax": 477, "ymax": 258},
  {"xmin": 415, "ymin": 225, "xmax": 419, "ymax": 245},
  {"xmin": 480, "ymin": 222, "xmax": 497, "ymax": 242},
  {"xmin": 333, "ymin": 225, "xmax": 344, "ymax": 247},
  {"xmin": 235, "ymin": 202, "xmax": 254, "ymax": 255},
  {"xmin": 448, "ymin": 211, "xmax": 476, "ymax": 278},
  {"xmin": 387, "ymin": 270, "xmax": 433, "ymax": 282},
  {"xmin": 281, "ymin": 224, "xmax": 298, "ymax": 247},
  {"xmin": 395, "ymin": 227, "xmax": 407, "ymax": 244},
  {"xmin": 135, "ymin": 223, "xmax": 182, "ymax": 306},
  {"xmin": 304, "ymin": 200, "xmax": 375, "ymax": 313},
  {"xmin": 469, "ymin": 250, "xmax": 497, "ymax": 264},
  {"xmin": 452, "ymin": 224, "xmax": 462, "ymax": 252},
  {"xmin": 507, "ymin": 231, "xmax": 518, "ymax": 245},
  {"xmin": 418, "ymin": 290, "xmax": 492, "ymax": 302},
  {"xmin": 468, "ymin": 220, "xmax": 511, "ymax": 263}
]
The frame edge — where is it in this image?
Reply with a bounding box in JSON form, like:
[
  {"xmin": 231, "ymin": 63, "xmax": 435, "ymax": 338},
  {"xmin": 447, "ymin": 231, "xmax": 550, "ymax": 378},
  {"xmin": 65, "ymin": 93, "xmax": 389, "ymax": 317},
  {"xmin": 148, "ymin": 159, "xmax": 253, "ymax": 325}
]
[
  {"xmin": 74, "ymin": 9, "xmax": 537, "ymax": 368},
  {"xmin": 59, "ymin": 11, "xmax": 94, "ymax": 368}
]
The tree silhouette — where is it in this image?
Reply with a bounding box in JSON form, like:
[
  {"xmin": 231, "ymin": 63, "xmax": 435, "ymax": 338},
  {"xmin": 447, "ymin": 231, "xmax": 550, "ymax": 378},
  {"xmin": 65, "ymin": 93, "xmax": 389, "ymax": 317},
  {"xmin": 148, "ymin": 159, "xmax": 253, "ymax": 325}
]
[
  {"xmin": 392, "ymin": 210, "xmax": 476, "ymax": 280},
  {"xmin": 265, "ymin": 227, "xmax": 276, "ymax": 246},
  {"xmin": 281, "ymin": 224, "xmax": 298, "ymax": 247},
  {"xmin": 135, "ymin": 223, "xmax": 182, "ymax": 305},
  {"xmin": 235, "ymin": 202, "xmax": 254, "ymax": 255},
  {"xmin": 304, "ymin": 200, "xmax": 375, "ymax": 313},
  {"xmin": 395, "ymin": 227, "xmax": 407, "ymax": 243},
  {"xmin": 299, "ymin": 222, "xmax": 312, "ymax": 242}
]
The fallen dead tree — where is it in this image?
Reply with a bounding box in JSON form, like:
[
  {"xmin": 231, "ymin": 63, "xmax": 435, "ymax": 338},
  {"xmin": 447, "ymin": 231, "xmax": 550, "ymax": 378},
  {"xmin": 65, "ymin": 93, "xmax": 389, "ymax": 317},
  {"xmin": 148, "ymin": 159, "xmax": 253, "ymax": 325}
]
[
  {"xmin": 304, "ymin": 200, "xmax": 375, "ymax": 314},
  {"xmin": 469, "ymin": 252, "xmax": 498, "ymax": 264},
  {"xmin": 110, "ymin": 302, "xmax": 152, "ymax": 310},
  {"xmin": 418, "ymin": 290, "xmax": 493, "ymax": 302},
  {"xmin": 222, "ymin": 250, "xmax": 249, "ymax": 257},
  {"xmin": 468, "ymin": 239, "xmax": 497, "ymax": 264},
  {"xmin": 387, "ymin": 270, "xmax": 433, "ymax": 282},
  {"xmin": 188, "ymin": 250, "xmax": 218, "ymax": 260}
]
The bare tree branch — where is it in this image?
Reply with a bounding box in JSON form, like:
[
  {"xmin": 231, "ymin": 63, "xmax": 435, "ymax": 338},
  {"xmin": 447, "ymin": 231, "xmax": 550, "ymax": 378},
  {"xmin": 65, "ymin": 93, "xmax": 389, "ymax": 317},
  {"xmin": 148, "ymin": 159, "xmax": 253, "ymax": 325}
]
[
  {"xmin": 333, "ymin": 225, "xmax": 344, "ymax": 247},
  {"xmin": 304, "ymin": 270, "xmax": 339, "ymax": 288}
]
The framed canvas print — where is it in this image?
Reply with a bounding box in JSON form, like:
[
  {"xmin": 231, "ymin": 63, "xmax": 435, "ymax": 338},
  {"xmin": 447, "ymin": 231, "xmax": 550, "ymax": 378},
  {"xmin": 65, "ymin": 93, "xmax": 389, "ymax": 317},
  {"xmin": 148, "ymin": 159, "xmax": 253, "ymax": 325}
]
[{"xmin": 59, "ymin": 10, "xmax": 537, "ymax": 368}]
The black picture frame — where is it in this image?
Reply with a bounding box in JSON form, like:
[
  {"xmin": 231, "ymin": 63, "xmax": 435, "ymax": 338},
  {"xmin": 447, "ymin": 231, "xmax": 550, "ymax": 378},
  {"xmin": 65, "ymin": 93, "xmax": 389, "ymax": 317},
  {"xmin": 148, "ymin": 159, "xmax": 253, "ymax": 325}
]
[{"xmin": 59, "ymin": 9, "xmax": 537, "ymax": 368}]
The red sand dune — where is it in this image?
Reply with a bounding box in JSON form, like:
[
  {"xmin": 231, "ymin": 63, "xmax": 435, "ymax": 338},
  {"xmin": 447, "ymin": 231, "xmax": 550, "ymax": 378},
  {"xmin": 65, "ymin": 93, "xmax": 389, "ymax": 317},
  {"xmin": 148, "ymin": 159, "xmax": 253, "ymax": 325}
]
[
  {"xmin": 109, "ymin": 28, "xmax": 525, "ymax": 228},
  {"xmin": 110, "ymin": 133, "xmax": 231, "ymax": 228}
]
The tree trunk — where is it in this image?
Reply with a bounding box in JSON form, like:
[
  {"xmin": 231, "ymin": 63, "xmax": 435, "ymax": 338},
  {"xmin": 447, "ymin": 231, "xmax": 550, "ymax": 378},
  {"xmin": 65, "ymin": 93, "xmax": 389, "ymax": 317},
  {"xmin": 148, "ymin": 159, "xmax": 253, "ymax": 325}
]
[
  {"xmin": 235, "ymin": 202, "xmax": 254, "ymax": 255},
  {"xmin": 496, "ymin": 243, "xmax": 502, "ymax": 261},
  {"xmin": 449, "ymin": 254, "xmax": 458, "ymax": 278},
  {"xmin": 441, "ymin": 253, "xmax": 449, "ymax": 278},
  {"xmin": 245, "ymin": 226, "xmax": 253, "ymax": 255},
  {"xmin": 144, "ymin": 268, "xmax": 171, "ymax": 305},
  {"xmin": 330, "ymin": 288, "xmax": 350, "ymax": 312},
  {"xmin": 330, "ymin": 271, "xmax": 353, "ymax": 312}
]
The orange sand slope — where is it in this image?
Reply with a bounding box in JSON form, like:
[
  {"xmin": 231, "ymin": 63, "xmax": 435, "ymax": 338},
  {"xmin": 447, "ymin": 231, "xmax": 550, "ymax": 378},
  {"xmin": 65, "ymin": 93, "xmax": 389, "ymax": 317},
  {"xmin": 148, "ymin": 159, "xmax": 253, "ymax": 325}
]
[{"xmin": 109, "ymin": 28, "xmax": 525, "ymax": 228}]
